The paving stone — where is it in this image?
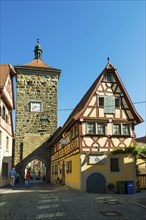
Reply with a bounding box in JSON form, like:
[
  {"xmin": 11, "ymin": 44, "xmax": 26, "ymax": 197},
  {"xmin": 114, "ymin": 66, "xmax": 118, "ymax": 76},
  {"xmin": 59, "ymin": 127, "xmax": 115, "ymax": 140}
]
[{"xmin": 0, "ymin": 183, "xmax": 146, "ymax": 220}]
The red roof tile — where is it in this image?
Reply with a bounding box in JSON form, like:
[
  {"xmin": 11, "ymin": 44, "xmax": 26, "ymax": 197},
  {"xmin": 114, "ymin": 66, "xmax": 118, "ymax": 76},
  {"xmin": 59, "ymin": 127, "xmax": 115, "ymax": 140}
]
[
  {"xmin": 24, "ymin": 59, "xmax": 51, "ymax": 68},
  {"xmin": 0, "ymin": 64, "xmax": 16, "ymax": 90}
]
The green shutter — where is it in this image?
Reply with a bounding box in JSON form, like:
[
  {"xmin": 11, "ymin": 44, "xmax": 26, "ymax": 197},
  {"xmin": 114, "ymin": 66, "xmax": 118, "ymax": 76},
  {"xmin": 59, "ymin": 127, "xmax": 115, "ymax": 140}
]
[{"xmin": 104, "ymin": 96, "xmax": 115, "ymax": 114}]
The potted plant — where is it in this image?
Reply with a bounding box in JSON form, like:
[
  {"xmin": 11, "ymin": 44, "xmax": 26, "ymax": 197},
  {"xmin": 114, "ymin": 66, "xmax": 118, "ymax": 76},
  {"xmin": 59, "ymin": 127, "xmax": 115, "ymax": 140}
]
[{"xmin": 107, "ymin": 183, "xmax": 116, "ymax": 193}]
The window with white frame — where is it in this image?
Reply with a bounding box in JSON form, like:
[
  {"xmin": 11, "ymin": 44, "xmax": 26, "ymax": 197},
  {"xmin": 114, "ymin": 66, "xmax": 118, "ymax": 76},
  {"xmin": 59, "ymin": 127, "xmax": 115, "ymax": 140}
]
[
  {"xmin": 97, "ymin": 123, "xmax": 105, "ymax": 134},
  {"xmin": 87, "ymin": 123, "xmax": 95, "ymax": 134},
  {"xmin": 86, "ymin": 122, "xmax": 105, "ymax": 135},
  {"xmin": 113, "ymin": 124, "xmax": 121, "ymax": 135},
  {"xmin": 113, "ymin": 124, "xmax": 130, "ymax": 136},
  {"xmin": 122, "ymin": 124, "xmax": 130, "ymax": 135},
  {"xmin": 98, "ymin": 96, "xmax": 121, "ymax": 113}
]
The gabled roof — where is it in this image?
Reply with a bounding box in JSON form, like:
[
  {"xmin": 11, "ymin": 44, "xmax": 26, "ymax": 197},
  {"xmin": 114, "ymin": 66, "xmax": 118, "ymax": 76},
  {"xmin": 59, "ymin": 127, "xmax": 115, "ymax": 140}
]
[
  {"xmin": 63, "ymin": 61, "xmax": 143, "ymax": 129},
  {"xmin": 0, "ymin": 64, "xmax": 16, "ymax": 91}
]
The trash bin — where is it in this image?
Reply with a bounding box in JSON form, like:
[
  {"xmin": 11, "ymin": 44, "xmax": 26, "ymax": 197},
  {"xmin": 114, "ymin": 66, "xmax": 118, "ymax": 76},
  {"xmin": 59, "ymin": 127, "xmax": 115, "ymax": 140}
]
[
  {"xmin": 117, "ymin": 181, "xmax": 126, "ymax": 194},
  {"xmin": 126, "ymin": 181, "xmax": 134, "ymax": 194}
]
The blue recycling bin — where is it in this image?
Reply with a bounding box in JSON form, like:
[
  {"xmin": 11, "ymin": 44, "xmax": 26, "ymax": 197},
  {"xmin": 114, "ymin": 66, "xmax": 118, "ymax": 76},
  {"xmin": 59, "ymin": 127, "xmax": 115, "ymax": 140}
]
[{"xmin": 126, "ymin": 181, "xmax": 134, "ymax": 194}]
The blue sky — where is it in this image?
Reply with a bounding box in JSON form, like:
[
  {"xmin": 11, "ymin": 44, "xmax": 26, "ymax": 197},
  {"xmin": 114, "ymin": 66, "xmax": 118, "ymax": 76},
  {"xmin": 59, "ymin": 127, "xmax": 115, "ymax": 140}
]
[{"xmin": 1, "ymin": 0, "xmax": 146, "ymax": 138}]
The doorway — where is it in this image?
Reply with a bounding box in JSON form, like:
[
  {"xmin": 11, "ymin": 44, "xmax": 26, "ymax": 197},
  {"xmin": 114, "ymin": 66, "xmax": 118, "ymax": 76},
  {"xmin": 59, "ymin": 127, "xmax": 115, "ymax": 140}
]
[{"xmin": 86, "ymin": 172, "xmax": 106, "ymax": 193}]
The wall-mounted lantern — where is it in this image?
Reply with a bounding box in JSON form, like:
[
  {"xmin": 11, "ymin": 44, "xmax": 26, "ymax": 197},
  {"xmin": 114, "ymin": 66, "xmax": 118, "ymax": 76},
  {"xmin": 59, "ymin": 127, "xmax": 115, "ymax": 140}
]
[{"xmin": 40, "ymin": 113, "xmax": 50, "ymax": 126}]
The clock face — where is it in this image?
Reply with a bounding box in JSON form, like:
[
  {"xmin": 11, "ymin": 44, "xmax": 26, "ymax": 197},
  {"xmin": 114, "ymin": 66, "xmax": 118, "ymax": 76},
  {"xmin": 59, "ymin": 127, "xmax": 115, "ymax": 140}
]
[{"xmin": 30, "ymin": 102, "xmax": 42, "ymax": 112}]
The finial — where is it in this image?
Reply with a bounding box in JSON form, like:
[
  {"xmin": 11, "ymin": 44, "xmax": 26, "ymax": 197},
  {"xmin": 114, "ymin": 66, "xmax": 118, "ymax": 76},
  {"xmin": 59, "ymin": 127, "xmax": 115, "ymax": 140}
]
[
  {"xmin": 107, "ymin": 57, "xmax": 110, "ymax": 64},
  {"xmin": 37, "ymin": 38, "xmax": 40, "ymax": 45}
]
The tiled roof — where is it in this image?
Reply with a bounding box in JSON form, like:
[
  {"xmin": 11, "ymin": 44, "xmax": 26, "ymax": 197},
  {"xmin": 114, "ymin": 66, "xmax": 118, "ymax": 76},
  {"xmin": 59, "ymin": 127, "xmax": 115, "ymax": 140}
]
[
  {"xmin": 136, "ymin": 136, "xmax": 146, "ymax": 144},
  {"xmin": 0, "ymin": 64, "xmax": 16, "ymax": 90},
  {"xmin": 24, "ymin": 59, "xmax": 52, "ymax": 68}
]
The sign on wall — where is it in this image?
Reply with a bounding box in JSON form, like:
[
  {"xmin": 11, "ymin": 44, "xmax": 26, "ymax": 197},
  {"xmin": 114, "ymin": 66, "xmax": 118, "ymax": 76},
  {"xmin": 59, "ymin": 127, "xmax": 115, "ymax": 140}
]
[{"xmin": 88, "ymin": 154, "xmax": 106, "ymax": 165}]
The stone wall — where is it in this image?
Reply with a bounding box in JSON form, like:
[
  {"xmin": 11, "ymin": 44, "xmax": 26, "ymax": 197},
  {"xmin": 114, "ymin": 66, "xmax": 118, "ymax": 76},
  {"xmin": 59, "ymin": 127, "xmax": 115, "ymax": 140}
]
[{"xmin": 14, "ymin": 68, "xmax": 59, "ymax": 180}]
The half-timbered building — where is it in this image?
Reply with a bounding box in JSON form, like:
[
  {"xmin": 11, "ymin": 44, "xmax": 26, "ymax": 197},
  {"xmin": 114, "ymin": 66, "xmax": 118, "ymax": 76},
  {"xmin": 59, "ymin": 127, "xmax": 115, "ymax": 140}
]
[
  {"xmin": 49, "ymin": 59, "xmax": 143, "ymax": 193},
  {"xmin": 0, "ymin": 64, "xmax": 16, "ymax": 186}
]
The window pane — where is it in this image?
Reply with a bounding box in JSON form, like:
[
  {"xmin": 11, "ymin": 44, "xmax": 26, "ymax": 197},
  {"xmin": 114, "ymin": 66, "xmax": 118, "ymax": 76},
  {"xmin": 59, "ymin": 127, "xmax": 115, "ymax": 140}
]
[
  {"xmin": 122, "ymin": 124, "xmax": 129, "ymax": 135},
  {"xmin": 113, "ymin": 124, "xmax": 121, "ymax": 135},
  {"xmin": 87, "ymin": 123, "xmax": 95, "ymax": 134},
  {"xmin": 115, "ymin": 98, "xmax": 120, "ymax": 108},
  {"xmin": 66, "ymin": 161, "xmax": 72, "ymax": 173},
  {"xmin": 97, "ymin": 123, "xmax": 105, "ymax": 134},
  {"xmin": 98, "ymin": 97, "xmax": 104, "ymax": 107},
  {"xmin": 110, "ymin": 158, "xmax": 119, "ymax": 172}
]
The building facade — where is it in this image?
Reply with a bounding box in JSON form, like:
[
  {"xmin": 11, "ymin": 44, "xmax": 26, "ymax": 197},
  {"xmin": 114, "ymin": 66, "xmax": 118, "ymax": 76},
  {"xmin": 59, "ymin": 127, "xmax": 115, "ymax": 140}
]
[
  {"xmin": 49, "ymin": 59, "xmax": 143, "ymax": 193},
  {"xmin": 0, "ymin": 64, "xmax": 16, "ymax": 186},
  {"xmin": 136, "ymin": 136, "xmax": 146, "ymax": 189},
  {"xmin": 14, "ymin": 40, "xmax": 61, "ymax": 180}
]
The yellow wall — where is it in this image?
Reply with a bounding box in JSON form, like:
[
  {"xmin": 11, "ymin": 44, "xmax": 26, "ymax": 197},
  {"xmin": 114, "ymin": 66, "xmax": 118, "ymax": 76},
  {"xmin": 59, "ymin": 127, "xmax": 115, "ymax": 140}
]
[
  {"xmin": 51, "ymin": 153, "xmax": 81, "ymax": 190},
  {"xmin": 80, "ymin": 153, "xmax": 136, "ymax": 190},
  {"xmin": 65, "ymin": 154, "xmax": 81, "ymax": 190},
  {"xmin": 137, "ymin": 158, "xmax": 146, "ymax": 174}
]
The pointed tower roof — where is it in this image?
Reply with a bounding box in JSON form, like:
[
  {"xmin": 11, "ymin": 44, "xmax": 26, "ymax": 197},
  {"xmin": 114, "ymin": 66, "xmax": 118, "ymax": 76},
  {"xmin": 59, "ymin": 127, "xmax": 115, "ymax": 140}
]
[
  {"xmin": 24, "ymin": 39, "xmax": 52, "ymax": 69},
  {"xmin": 14, "ymin": 39, "xmax": 61, "ymax": 77}
]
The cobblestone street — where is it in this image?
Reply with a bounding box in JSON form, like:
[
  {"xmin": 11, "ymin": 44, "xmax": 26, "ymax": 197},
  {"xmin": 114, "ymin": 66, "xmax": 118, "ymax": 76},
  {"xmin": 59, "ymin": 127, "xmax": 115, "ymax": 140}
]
[{"xmin": 0, "ymin": 183, "xmax": 146, "ymax": 220}]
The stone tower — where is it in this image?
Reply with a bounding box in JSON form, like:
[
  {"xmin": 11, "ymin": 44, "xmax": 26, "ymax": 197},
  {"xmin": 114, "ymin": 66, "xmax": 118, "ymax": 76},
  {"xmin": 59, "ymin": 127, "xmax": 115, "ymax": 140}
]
[{"xmin": 14, "ymin": 40, "xmax": 61, "ymax": 179}]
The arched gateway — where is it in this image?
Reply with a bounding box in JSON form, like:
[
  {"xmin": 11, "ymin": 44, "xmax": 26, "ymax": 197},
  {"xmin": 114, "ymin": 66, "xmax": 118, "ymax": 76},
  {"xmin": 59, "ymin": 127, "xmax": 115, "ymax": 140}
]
[
  {"xmin": 14, "ymin": 140, "xmax": 51, "ymax": 182},
  {"xmin": 13, "ymin": 40, "xmax": 61, "ymax": 180}
]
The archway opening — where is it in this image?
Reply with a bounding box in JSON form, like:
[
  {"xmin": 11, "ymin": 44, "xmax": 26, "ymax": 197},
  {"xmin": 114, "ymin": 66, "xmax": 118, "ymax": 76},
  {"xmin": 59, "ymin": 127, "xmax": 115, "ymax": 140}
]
[
  {"xmin": 25, "ymin": 159, "xmax": 46, "ymax": 183},
  {"xmin": 86, "ymin": 172, "xmax": 106, "ymax": 193}
]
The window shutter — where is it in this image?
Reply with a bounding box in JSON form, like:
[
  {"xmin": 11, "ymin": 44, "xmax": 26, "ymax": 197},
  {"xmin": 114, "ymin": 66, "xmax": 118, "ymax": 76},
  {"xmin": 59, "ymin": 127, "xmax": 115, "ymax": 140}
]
[{"xmin": 104, "ymin": 96, "xmax": 115, "ymax": 114}]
